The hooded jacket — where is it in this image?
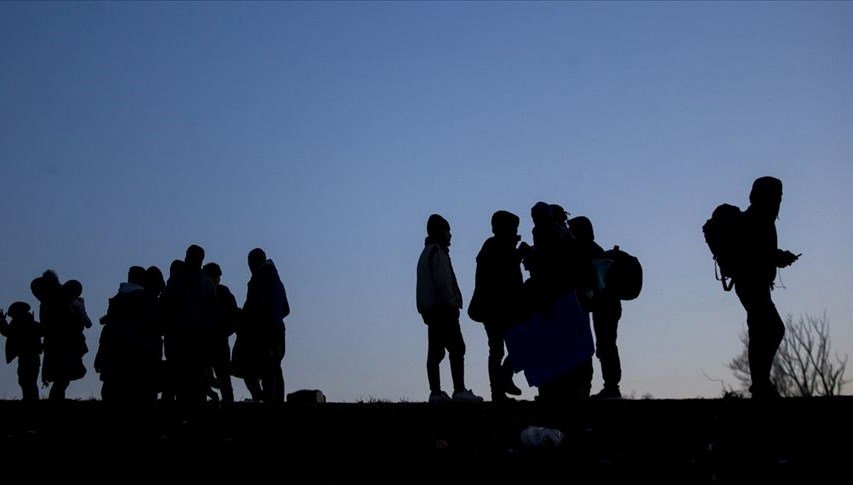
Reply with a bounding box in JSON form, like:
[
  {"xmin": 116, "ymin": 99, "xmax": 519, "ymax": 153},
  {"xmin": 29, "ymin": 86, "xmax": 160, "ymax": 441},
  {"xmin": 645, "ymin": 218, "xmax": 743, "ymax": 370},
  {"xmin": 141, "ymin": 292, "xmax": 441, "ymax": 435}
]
[{"xmin": 416, "ymin": 239, "xmax": 463, "ymax": 316}]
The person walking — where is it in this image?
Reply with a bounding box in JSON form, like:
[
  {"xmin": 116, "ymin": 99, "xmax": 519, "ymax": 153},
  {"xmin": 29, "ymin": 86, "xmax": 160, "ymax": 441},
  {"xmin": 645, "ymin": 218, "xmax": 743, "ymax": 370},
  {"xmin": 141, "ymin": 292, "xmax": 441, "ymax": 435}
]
[{"xmin": 734, "ymin": 176, "xmax": 799, "ymax": 399}]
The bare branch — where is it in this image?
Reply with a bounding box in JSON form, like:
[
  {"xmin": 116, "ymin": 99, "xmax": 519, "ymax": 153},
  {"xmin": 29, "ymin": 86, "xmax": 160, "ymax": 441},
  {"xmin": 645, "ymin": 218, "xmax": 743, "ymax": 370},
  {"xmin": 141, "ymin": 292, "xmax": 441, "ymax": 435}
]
[{"xmin": 728, "ymin": 312, "xmax": 848, "ymax": 397}]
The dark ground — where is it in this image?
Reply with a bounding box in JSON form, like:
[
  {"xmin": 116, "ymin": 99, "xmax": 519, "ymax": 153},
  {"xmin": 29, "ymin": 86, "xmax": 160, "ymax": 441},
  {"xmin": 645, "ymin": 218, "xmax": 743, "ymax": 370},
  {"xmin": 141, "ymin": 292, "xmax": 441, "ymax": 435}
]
[{"xmin": 1, "ymin": 397, "xmax": 850, "ymax": 480}]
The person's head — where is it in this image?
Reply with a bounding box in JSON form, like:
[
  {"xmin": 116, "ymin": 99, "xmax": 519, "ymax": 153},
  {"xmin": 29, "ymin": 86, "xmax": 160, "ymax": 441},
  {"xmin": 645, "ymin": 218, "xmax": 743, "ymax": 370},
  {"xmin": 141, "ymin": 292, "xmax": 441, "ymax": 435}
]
[
  {"xmin": 426, "ymin": 214, "xmax": 451, "ymax": 245},
  {"xmin": 145, "ymin": 266, "xmax": 165, "ymax": 293},
  {"xmin": 248, "ymin": 248, "xmax": 267, "ymax": 273},
  {"xmin": 550, "ymin": 204, "xmax": 569, "ymax": 228},
  {"xmin": 62, "ymin": 279, "xmax": 83, "ymax": 299},
  {"xmin": 185, "ymin": 244, "xmax": 205, "ymax": 270},
  {"xmin": 31, "ymin": 270, "xmax": 61, "ymax": 302},
  {"xmin": 531, "ymin": 202, "xmax": 553, "ymax": 227},
  {"xmin": 491, "ymin": 210, "xmax": 520, "ymax": 237},
  {"xmin": 749, "ymin": 176, "xmax": 783, "ymax": 219},
  {"xmin": 128, "ymin": 266, "xmax": 147, "ymax": 286},
  {"xmin": 203, "ymin": 262, "xmax": 222, "ymax": 284},
  {"xmin": 567, "ymin": 216, "xmax": 594, "ymax": 242},
  {"xmin": 30, "ymin": 277, "xmax": 45, "ymax": 302},
  {"xmin": 169, "ymin": 259, "xmax": 185, "ymax": 280},
  {"xmin": 7, "ymin": 301, "xmax": 32, "ymax": 320}
]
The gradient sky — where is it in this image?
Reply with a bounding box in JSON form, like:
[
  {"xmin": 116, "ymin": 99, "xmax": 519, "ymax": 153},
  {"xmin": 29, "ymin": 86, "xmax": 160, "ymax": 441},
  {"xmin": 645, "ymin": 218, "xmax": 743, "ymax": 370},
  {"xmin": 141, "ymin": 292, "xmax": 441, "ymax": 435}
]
[{"xmin": 1, "ymin": 2, "xmax": 851, "ymax": 402}]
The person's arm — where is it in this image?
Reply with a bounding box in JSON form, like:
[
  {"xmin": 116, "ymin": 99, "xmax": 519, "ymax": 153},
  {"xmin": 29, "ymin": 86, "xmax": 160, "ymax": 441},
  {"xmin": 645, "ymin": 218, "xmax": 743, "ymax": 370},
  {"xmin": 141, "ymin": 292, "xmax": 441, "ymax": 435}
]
[
  {"xmin": 0, "ymin": 307, "xmax": 9, "ymax": 336},
  {"xmin": 430, "ymin": 249, "xmax": 456, "ymax": 308}
]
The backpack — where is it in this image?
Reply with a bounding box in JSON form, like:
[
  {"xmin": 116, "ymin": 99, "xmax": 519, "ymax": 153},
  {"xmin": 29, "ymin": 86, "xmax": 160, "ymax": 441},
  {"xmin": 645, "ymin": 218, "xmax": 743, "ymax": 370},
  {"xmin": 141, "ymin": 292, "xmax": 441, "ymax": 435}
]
[
  {"xmin": 702, "ymin": 203, "xmax": 744, "ymax": 291},
  {"xmin": 602, "ymin": 245, "xmax": 643, "ymax": 301}
]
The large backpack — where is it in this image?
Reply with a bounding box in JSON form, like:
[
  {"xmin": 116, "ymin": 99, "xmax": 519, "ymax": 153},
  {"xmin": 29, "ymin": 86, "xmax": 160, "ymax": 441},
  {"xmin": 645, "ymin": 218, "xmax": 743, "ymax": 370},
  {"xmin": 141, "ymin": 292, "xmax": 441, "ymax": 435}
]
[
  {"xmin": 602, "ymin": 245, "xmax": 643, "ymax": 301},
  {"xmin": 702, "ymin": 203, "xmax": 744, "ymax": 291}
]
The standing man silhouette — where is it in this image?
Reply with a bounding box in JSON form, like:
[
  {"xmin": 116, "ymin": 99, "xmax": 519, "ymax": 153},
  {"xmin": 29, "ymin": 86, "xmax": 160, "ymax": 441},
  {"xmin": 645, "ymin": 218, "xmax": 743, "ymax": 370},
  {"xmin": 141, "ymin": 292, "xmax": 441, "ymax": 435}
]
[
  {"xmin": 417, "ymin": 214, "xmax": 482, "ymax": 403},
  {"xmin": 203, "ymin": 262, "xmax": 239, "ymax": 403},
  {"xmin": 0, "ymin": 302, "xmax": 43, "ymax": 401},
  {"xmin": 469, "ymin": 210, "xmax": 524, "ymax": 402},
  {"xmin": 235, "ymin": 248, "xmax": 289, "ymax": 402},
  {"xmin": 735, "ymin": 176, "xmax": 799, "ymax": 399},
  {"xmin": 569, "ymin": 215, "xmax": 623, "ymax": 399}
]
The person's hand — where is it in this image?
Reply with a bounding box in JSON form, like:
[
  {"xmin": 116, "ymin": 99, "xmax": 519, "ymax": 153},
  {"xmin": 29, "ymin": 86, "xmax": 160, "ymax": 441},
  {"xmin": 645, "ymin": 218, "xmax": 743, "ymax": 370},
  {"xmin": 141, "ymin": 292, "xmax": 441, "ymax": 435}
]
[{"xmin": 779, "ymin": 250, "xmax": 800, "ymax": 268}]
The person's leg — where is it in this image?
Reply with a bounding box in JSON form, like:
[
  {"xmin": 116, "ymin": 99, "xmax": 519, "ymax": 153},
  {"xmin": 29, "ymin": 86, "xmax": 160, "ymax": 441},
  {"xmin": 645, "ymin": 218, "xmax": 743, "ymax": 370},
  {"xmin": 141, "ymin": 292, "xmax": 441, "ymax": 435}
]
[
  {"xmin": 500, "ymin": 355, "xmax": 521, "ymax": 395},
  {"xmin": 426, "ymin": 320, "xmax": 447, "ymax": 393},
  {"xmin": 18, "ymin": 357, "xmax": 40, "ymax": 401},
  {"xmin": 737, "ymin": 283, "xmax": 784, "ymax": 396},
  {"xmin": 258, "ymin": 365, "xmax": 283, "ymax": 403},
  {"xmin": 575, "ymin": 358, "xmax": 594, "ymax": 398},
  {"xmin": 213, "ymin": 342, "xmax": 234, "ymax": 402},
  {"xmin": 445, "ymin": 319, "xmax": 467, "ymax": 393},
  {"xmin": 593, "ymin": 301, "xmax": 622, "ymax": 393},
  {"xmin": 484, "ymin": 322, "xmax": 505, "ymax": 399},
  {"xmin": 49, "ymin": 379, "xmax": 69, "ymax": 401},
  {"xmin": 270, "ymin": 365, "xmax": 285, "ymax": 402},
  {"xmin": 268, "ymin": 328, "xmax": 286, "ymax": 402},
  {"xmin": 244, "ymin": 377, "xmax": 263, "ymax": 401}
]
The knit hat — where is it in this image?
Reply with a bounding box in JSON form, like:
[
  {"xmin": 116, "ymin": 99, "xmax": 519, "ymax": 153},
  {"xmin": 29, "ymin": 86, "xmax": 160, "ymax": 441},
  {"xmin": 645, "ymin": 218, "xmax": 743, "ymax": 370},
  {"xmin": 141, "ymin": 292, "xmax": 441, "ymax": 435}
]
[
  {"xmin": 491, "ymin": 210, "xmax": 520, "ymax": 235},
  {"xmin": 426, "ymin": 214, "xmax": 450, "ymax": 237}
]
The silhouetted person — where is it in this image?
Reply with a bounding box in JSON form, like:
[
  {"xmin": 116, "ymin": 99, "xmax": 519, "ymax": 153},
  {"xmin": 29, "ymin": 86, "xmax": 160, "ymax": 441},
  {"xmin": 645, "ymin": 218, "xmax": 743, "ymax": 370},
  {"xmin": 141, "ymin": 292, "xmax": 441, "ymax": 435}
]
[
  {"xmin": 550, "ymin": 203, "xmax": 571, "ymax": 238},
  {"xmin": 528, "ymin": 202, "xmax": 561, "ymax": 280},
  {"xmin": 470, "ymin": 210, "xmax": 525, "ymax": 402},
  {"xmin": 569, "ymin": 215, "xmax": 622, "ymax": 399},
  {"xmin": 417, "ymin": 214, "xmax": 482, "ymax": 403},
  {"xmin": 63, "ymin": 280, "xmax": 93, "ymax": 330},
  {"xmin": 0, "ymin": 302, "xmax": 43, "ymax": 401},
  {"xmin": 232, "ymin": 248, "xmax": 289, "ymax": 402},
  {"xmin": 203, "ymin": 262, "xmax": 239, "ymax": 403},
  {"xmin": 159, "ymin": 259, "xmax": 185, "ymax": 402},
  {"xmin": 160, "ymin": 245, "xmax": 217, "ymax": 403},
  {"xmin": 31, "ymin": 270, "xmax": 88, "ymax": 401},
  {"xmin": 522, "ymin": 203, "xmax": 594, "ymax": 402},
  {"xmin": 142, "ymin": 266, "xmax": 166, "ymax": 401},
  {"xmin": 96, "ymin": 266, "xmax": 155, "ymax": 403},
  {"xmin": 524, "ymin": 202, "xmax": 571, "ymax": 311},
  {"xmin": 734, "ymin": 176, "xmax": 799, "ymax": 399}
]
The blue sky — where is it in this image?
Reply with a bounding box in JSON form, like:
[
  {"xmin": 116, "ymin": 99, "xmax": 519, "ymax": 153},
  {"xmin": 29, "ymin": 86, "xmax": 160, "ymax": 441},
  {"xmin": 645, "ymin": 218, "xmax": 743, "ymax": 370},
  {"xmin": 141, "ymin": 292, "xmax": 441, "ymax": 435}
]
[{"xmin": 1, "ymin": 1, "xmax": 851, "ymax": 401}]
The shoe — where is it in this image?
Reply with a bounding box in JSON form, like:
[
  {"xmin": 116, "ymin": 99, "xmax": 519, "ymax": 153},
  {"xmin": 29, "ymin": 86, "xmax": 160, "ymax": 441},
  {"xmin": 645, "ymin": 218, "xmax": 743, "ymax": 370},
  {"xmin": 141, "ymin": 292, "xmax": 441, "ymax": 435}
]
[
  {"xmin": 452, "ymin": 389, "xmax": 484, "ymax": 403},
  {"xmin": 503, "ymin": 378, "xmax": 523, "ymax": 396},
  {"xmin": 749, "ymin": 384, "xmax": 781, "ymax": 400},
  {"xmin": 591, "ymin": 387, "xmax": 621, "ymax": 400},
  {"xmin": 428, "ymin": 390, "xmax": 451, "ymax": 403},
  {"xmin": 491, "ymin": 394, "xmax": 516, "ymax": 403}
]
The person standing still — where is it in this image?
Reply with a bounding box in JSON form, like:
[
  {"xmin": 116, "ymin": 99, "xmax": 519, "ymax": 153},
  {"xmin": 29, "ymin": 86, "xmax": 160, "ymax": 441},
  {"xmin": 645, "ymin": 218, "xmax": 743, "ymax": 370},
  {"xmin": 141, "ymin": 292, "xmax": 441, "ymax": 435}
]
[
  {"xmin": 416, "ymin": 214, "xmax": 482, "ymax": 403},
  {"xmin": 469, "ymin": 210, "xmax": 524, "ymax": 402},
  {"xmin": 235, "ymin": 248, "xmax": 289, "ymax": 402},
  {"xmin": 568, "ymin": 216, "xmax": 623, "ymax": 399}
]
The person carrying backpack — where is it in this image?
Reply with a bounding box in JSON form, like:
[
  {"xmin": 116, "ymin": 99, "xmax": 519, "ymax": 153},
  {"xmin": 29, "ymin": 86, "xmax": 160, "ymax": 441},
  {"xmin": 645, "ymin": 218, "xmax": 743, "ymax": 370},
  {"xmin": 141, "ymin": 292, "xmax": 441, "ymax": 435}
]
[
  {"xmin": 569, "ymin": 216, "xmax": 625, "ymax": 399},
  {"xmin": 729, "ymin": 176, "xmax": 800, "ymax": 399},
  {"xmin": 0, "ymin": 302, "xmax": 43, "ymax": 401}
]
